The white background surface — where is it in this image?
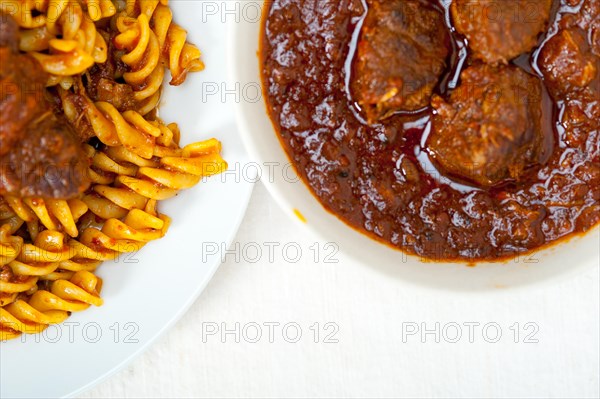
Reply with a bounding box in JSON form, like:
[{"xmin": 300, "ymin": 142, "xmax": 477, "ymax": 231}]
[{"xmin": 80, "ymin": 182, "xmax": 599, "ymax": 399}]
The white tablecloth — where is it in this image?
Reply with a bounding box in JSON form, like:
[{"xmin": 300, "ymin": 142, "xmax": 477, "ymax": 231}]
[{"xmin": 81, "ymin": 183, "xmax": 600, "ymax": 398}]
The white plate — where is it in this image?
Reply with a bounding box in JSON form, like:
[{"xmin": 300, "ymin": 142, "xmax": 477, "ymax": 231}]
[
  {"xmin": 231, "ymin": 0, "xmax": 599, "ymax": 291},
  {"xmin": 0, "ymin": 4, "xmax": 254, "ymax": 398}
]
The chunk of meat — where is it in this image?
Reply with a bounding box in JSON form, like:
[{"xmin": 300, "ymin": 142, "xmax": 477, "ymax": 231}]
[
  {"xmin": 0, "ymin": 11, "xmax": 17, "ymax": 50},
  {"xmin": 0, "ymin": 112, "xmax": 90, "ymax": 198},
  {"xmin": 427, "ymin": 64, "xmax": 545, "ymax": 187},
  {"xmin": 0, "ymin": 12, "xmax": 90, "ymax": 199},
  {"xmin": 84, "ymin": 30, "xmax": 138, "ymax": 112},
  {"xmin": 451, "ymin": 0, "xmax": 552, "ymax": 64},
  {"xmin": 91, "ymin": 77, "xmax": 136, "ymax": 110},
  {"xmin": 351, "ymin": 0, "xmax": 450, "ymax": 124},
  {"xmin": 583, "ymin": 0, "xmax": 600, "ymax": 56},
  {"xmin": 0, "ymin": 50, "xmax": 48, "ymax": 157},
  {"xmin": 0, "ymin": 16, "xmax": 47, "ymax": 157},
  {"xmin": 538, "ymin": 28, "xmax": 598, "ymax": 97},
  {"xmin": 58, "ymin": 78, "xmax": 104, "ymax": 143}
]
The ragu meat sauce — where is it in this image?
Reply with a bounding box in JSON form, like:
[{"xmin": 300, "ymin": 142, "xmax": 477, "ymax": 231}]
[{"xmin": 260, "ymin": 0, "xmax": 599, "ymax": 261}]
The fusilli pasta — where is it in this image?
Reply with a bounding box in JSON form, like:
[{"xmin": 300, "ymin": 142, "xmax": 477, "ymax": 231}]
[{"xmin": 0, "ymin": 0, "xmax": 225, "ymax": 340}]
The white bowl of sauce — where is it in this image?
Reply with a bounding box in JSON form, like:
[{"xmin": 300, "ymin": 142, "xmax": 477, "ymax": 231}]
[{"xmin": 229, "ymin": 0, "xmax": 600, "ymax": 290}]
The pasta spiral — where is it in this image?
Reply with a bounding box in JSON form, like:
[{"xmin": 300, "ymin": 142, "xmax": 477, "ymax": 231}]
[
  {"xmin": 2, "ymin": 0, "xmax": 203, "ymax": 95},
  {"xmin": 0, "ymin": 271, "xmax": 103, "ymax": 340},
  {"xmin": 114, "ymin": 0, "xmax": 204, "ymax": 114},
  {"xmin": 1, "ymin": 0, "xmax": 108, "ymax": 79},
  {"xmin": 1, "ymin": 229, "xmax": 71, "ymax": 301},
  {"xmin": 3, "ymin": 196, "xmax": 89, "ymax": 238}
]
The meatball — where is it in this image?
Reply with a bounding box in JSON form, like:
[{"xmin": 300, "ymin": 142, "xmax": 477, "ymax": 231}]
[
  {"xmin": 0, "ymin": 14, "xmax": 47, "ymax": 157},
  {"xmin": 451, "ymin": 0, "xmax": 552, "ymax": 64},
  {"xmin": 0, "ymin": 11, "xmax": 17, "ymax": 50},
  {"xmin": 0, "ymin": 112, "xmax": 91, "ymax": 199},
  {"xmin": 351, "ymin": 0, "xmax": 450, "ymax": 124},
  {"xmin": 538, "ymin": 28, "xmax": 598, "ymax": 97},
  {"xmin": 0, "ymin": 12, "xmax": 90, "ymax": 198},
  {"xmin": 427, "ymin": 64, "xmax": 545, "ymax": 187}
]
